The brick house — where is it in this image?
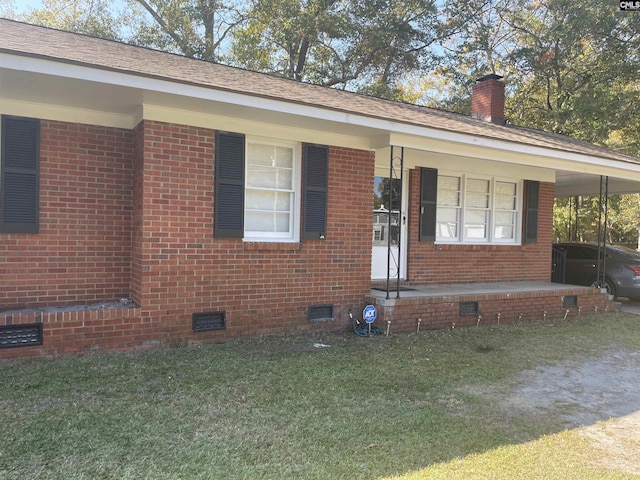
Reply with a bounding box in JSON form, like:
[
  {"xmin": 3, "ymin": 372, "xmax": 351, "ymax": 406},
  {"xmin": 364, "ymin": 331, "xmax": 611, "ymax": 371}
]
[{"xmin": 2, "ymin": 19, "xmax": 640, "ymax": 357}]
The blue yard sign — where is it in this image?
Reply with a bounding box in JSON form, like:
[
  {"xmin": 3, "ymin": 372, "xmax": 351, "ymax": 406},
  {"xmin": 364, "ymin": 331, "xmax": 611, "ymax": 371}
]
[{"xmin": 363, "ymin": 305, "xmax": 377, "ymax": 324}]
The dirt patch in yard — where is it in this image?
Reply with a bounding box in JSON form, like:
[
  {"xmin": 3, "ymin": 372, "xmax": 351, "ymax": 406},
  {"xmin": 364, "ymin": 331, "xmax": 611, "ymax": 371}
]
[
  {"xmin": 505, "ymin": 349, "xmax": 640, "ymax": 427},
  {"xmin": 471, "ymin": 347, "xmax": 640, "ymax": 475}
]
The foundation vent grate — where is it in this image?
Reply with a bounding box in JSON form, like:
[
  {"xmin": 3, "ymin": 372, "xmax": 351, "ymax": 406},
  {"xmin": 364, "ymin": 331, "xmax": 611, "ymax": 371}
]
[
  {"xmin": 0, "ymin": 323, "xmax": 43, "ymax": 348},
  {"xmin": 563, "ymin": 295, "xmax": 578, "ymax": 308},
  {"xmin": 192, "ymin": 311, "xmax": 226, "ymax": 332},
  {"xmin": 459, "ymin": 301, "xmax": 479, "ymax": 316},
  {"xmin": 308, "ymin": 305, "xmax": 334, "ymax": 322}
]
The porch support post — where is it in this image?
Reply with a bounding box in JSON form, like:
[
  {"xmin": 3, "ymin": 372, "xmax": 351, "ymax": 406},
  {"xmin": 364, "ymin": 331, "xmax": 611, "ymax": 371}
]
[
  {"xmin": 596, "ymin": 175, "xmax": 609, "ymax": 290},
  {"xmin": 386, "ymin": 145, "xmax": 404, "ymax": 299}
]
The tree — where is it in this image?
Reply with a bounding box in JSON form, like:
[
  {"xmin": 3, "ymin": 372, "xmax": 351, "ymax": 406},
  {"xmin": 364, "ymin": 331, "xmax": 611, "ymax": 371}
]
[
  {"xmin": 434, "ymin": 0, "xmax": 640, "ymax": 146},
  {"xmin": 129, "ymin": 0, "xmax": 249, "ymax": 62},
  {"xmin": 554, "ymin": 194, "xmax": 640, "ymax": 247},
  {"xmin": 229, "ymin": 0, "xmax": 448, "ymax": 96},
  {"xmin": 504, "ymin": 0, "xmax": 639, "ymax": 143}
]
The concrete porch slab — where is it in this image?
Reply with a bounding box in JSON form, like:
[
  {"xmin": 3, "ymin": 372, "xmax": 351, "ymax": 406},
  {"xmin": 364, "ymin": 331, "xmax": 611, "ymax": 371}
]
[{"xmin": 369, "ymin": 281, "xmax": 599, "ymax": 303}]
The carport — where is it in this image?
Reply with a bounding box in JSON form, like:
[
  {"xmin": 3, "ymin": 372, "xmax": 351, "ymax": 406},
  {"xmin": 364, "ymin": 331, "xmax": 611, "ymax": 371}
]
[{"xmin": 553, "ymin": 171, "xmax": 640, "ymax": 291}]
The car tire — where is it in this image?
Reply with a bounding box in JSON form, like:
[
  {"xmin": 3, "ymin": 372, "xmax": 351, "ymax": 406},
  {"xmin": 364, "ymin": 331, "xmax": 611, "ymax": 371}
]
[{"xmin": 590, "ymin": 277, "xmax": 617, "ymax": 298}]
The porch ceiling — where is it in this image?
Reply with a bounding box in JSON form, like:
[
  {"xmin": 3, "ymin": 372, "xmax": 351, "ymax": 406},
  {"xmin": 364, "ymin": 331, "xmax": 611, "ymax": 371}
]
[{"xmin": 555, "ymin": 171, "xmax": 640, "ymax": 197}]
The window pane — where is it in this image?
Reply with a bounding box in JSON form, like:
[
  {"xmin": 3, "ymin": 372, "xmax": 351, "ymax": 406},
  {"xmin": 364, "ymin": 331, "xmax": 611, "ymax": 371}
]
[
  {"xmin": 438, "ymin": 176, "xmax": 460, "ymax": 206},
  {"xmin": 275, "ymin": 147, "xmax": 293, "ymax": 168},
  {"xmin": 374, "ymin": 177, "xmax": 402, "ymax": 211},
  {"xmin": 245, "ymin": 211, "xmax": 291, "ymax": 233},
  {"xmin": 495, "ymin": 181, "xmax": 517, "ymax": 209},
  {"xmin": 465, "ymin": 209, "xmax": 488, "ymax": 240},
  {"xmin": 247, "ymin": 166, "xmax": 277, "ymax": 188},
  {"xmin": 439, "ymin": 189, "xmax": 460, "ymax": 206},
  {"xmin": 275, "ymin": 191, "xmax": 291, "ymax": 210},
  {"xmin": 467, "ymin": 178, "xmax": 489, "ymax": 193},
  {"xmin": 277, "ymin": 169, "xmax": 292, "ymax": 190},
  {"xmin": 247, "ymin": 144, "xmax": 275, "ymax": 166},
  {"xmin": 246, "ymin": 191, "xmax": 291, "ymax": 212},
  {"xmin": 246, "ymin": 190, "xmax": 275, "ymax": 209},
  {"xmin": 275, "ymin": 212, "xmax": 290, "ymax": 232},
  {"xmin": 494, "ymin": 225, "xmax": 514, "ymax": 239},
  {"xmin": 466, "ymin": 179, "xmax": 490, "ymax": 208},
  {"xmin": 437, "ymin": 207, "xmax": 459, "ymax": 238},
  {"xmin": 495, "ymin": 195, "xmax": 516, "ymax": 210},
  {"xmin": 495, "ymin": 181, "xmax": 516, "ymax": 196},
  {"xmin": 466, "ymin": 209, "xmax": 488, "ymax": 224},
  {"xmin": 245, "ymin": 211, "xmax": 273, "ymax": 231},
  {"xmin": 465, "ymin": 225, "xmax": 487, "ymax": 239},
  {"xmin": 495, "ymin": 211, "xmax": 515, "ymax": 226}
]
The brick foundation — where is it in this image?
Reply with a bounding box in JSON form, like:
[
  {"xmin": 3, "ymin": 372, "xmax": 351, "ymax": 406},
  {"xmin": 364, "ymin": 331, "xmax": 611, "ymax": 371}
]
[{"xmin": 367, "ymin": 287, "xmax": 616, "ymax": 333}]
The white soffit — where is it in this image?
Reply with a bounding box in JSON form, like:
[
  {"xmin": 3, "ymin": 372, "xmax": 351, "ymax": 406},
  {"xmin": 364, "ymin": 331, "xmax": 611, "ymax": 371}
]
[{"xmin": 555, "ymin": 171, "xmax": 640, "ymax": 197}]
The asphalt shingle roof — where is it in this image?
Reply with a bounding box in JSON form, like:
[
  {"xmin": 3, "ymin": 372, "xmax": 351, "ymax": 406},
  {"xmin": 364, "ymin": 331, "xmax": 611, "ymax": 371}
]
[{"xmin": 1, "ymin": 18, "xmax": 639, "ymax": 166}]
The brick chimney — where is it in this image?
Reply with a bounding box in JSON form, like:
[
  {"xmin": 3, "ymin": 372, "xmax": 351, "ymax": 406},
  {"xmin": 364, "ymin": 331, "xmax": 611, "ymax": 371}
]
[{"xmin": 471, "ymin": 74, "xmax": 505, "ymax": 125}]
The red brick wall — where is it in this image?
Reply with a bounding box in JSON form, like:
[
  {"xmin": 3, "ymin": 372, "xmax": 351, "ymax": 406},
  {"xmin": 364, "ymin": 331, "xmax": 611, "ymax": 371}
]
[
  {"xmin": 0, "ymin": 121, "xmax": 134, "ymax": 309},
  {"xmin": 406, "ymin": 168, "xmax": 553, "ymax": 284},
  {"xmin": 131, "ymin": 120, "xmax": 374, "ymax": 341}
]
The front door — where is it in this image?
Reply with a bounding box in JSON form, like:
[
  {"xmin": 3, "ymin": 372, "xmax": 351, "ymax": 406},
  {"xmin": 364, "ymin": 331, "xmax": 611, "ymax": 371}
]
[{"xmin": 371, "ymin": 171, "xmax": 407, "ymax": 280}]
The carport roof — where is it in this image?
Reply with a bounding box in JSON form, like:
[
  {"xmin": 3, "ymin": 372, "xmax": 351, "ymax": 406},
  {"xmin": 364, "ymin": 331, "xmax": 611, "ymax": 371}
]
[{"xmin": 1, "ymin": 18, "xmax": 640, "ymax": 175}]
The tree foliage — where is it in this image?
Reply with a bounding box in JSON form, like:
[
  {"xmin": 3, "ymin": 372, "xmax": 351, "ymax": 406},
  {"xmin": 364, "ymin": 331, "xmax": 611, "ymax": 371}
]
[
  {"xmin": 21, "ymin": 0, "xmax": 125, "ymax": 39},
  {"xmin": 128, "ymin": 0, "xmax": 248, "ymax": 61},
  {"xmin": 554, "ymin": 194, "xmax": 640, "ymax": 248},
  {"xmin": 229, "ymin": 0, "xmax": 448, "ymax": 95}
]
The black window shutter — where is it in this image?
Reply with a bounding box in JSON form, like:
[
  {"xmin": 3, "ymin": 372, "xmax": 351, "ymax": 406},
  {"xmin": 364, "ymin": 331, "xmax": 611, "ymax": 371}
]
[
  {"xmin": 419, "ymin": 168, "xmax": 438, "ymax": 242},
  {"xmin": 1, "ymin": 116, "xmax": 40, "ymax": 234},
  {"xmin": 524, "ymin": 180, "xmax": 540, "ymax": 243},
  {"xmin": 214, "ymin": 131, "xmax": 245, "ymax": 238},
  {"xmin": 302, "ymin": 144, "xmax": 328, "ymax": 240}
]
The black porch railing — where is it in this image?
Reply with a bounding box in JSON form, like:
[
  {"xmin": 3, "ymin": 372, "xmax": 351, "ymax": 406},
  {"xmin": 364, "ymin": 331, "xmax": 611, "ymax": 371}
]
[{"xmin": 551, "ymin": 247, "xmax": 566, "ymax": 284}]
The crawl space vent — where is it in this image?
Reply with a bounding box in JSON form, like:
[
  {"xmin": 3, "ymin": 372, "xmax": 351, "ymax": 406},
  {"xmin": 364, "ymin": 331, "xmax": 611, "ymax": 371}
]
[
  {"xmin": 563, "ymin": 295, "xmax": 578, "ymax": 308},
  {"xmin": 192, "ymin": 311, "xmax": 226, "ymax": 332},
  {"xmin": 459, "ymin": 301, "xmax": 479, "ymax": 316},
  {"xmin": 0, "ymin": 323, "xmax": 43, "ymax": 348},
  {"xmin": 308, "ymin": 305, "xmax": 334, "ymax": 322}
]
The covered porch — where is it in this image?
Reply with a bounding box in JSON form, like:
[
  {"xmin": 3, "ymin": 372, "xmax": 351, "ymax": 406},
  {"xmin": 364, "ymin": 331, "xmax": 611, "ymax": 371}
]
[{"xmin": 366, "ymin": 140, "xmax": 640, "ymax": 334}]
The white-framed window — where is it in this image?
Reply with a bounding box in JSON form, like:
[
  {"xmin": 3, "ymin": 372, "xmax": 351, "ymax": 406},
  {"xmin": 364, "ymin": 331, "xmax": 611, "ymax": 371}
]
[
  {"xmin": 244, "ymin": 137, "xmax": 301, "ymax": 241},
  {"xmin": 436, "ymin": 173, "xmax": 521, "ymax": 244}
]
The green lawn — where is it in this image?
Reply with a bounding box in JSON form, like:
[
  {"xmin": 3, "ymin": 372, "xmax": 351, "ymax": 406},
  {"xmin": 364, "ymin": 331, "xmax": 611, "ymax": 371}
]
[{"xmin": 1, "ymin": 314, "xmax": 640, "ymax": 479}]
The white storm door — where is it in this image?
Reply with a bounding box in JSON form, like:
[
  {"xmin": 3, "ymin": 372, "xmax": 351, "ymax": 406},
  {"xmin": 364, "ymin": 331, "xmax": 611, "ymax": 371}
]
[{"xmin": 371, "ymin": 172, "xmax": 408, "ymax": 280}]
